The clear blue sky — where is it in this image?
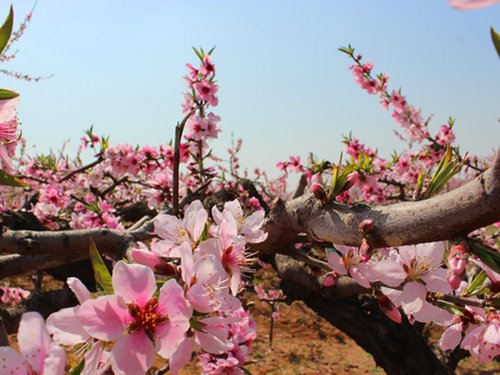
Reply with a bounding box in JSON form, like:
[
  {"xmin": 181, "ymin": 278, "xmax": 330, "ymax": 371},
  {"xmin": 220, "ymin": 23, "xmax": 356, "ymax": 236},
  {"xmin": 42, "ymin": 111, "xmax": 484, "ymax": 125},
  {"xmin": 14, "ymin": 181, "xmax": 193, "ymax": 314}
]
[{"xmin": 1, "ymin": 0, "xmax": 499, "ymax": 177}]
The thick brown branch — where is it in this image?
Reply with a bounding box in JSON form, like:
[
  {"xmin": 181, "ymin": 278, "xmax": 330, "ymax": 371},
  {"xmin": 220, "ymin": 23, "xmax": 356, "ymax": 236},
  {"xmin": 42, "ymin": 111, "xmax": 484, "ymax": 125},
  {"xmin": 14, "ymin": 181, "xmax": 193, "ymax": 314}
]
[
  {"xmin": 1, "ymin": 150, "xmax": 498, "ymax": 278},
  {"xmin": 253, "ymin": 148, "xmax": 500, "ymax": 254},
  {"xmin": 274, "ymin": 254, "xmax": 450, "ymax": 375},
  {"xmin": 0, "ymin": 228, "xmax": 134, "ymax": 258}
]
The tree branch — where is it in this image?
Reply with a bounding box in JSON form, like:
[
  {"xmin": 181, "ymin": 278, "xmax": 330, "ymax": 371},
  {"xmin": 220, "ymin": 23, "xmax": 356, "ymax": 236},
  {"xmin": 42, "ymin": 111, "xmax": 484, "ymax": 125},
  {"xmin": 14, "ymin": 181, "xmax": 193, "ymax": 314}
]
[
  {"xmin": 274, "ymin": 254, "xmax": 451, "ymax": 375},
  {"xmin": 253, "ymin": 148, "xmax": 500, "ymax": 254},
  {"xmin": 1, "ymin": 150, "xmax": 498, "ymax": 278}
]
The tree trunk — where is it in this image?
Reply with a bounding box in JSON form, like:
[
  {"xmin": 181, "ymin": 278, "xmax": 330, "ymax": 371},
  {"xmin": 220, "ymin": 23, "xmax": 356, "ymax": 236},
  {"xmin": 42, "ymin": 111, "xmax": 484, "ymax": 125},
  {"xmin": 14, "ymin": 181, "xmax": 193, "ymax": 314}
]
[{"xmin": 276, "ymin": 254, "xmax": 450, "ymax": 375}]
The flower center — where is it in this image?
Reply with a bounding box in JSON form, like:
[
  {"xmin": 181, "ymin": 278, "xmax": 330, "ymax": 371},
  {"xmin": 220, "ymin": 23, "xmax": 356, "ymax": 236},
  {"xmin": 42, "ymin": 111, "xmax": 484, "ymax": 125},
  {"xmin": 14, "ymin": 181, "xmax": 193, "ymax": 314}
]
[
  {"xmin": 127, "ymin": 297, "xmax": 168, "ymax": 340},
  {"xmin": 222, "ymin": 245, "xmax": 238, "ymax": 270},
  {"xmin": 176, "ymin": 226, "xmax": 190, "ymax": 243},
  {"xmin": 404, "ymin": 257, "xmax": 430, "ymax": 280}
]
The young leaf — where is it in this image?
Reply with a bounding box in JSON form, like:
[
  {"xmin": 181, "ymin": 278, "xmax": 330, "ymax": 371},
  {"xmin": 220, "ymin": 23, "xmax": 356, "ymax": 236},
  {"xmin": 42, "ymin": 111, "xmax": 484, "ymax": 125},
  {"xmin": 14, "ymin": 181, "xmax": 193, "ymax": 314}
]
[
  {"xmin": 0, "ymin": 6, "xmax": 14, "ymax": 56},
  {"xmin": 436, "ymin": 301, "xmax": 464, "ymax": 317},
  {"xmin": 89, "ymin": 239, "xmax": 114, "ymax": 295},
  {"xmin": 69, "ymin": 359, "xmax": 85, "ymax": 375},
  {"xmin": 423, "ymin": 146, "xmax": 464, "ymax": 198},
  {"xmin": 0, "ymin": 89, "xmax": 19, "ymax": 100},
  {"xmin": 462, "ymin": 270, "xmax": 488, "ymax": 297},
  {"xmin": 469, "ymin": 242, "xmax": 500, "ymax": 274},
  {"xmin": 491, "ymin": 27, "xmax": 500, "ymax": 59},
  {"xmin": 0, "ymin": 170, "xmax": 28, "ymax": 187}
]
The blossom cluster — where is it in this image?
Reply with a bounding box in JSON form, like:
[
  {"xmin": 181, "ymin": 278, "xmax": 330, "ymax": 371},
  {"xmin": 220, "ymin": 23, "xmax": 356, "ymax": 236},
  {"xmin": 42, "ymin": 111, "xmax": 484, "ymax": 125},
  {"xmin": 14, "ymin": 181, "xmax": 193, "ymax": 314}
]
[
  {"xmin": 0, "ymin": 18, "xmax": 498, "ymax": 371},
  {"xmin": 0, "ymin": 284, "xmax": 30, "ymax": 306},
  {"xmin": 2, "ymin": 199, "xmax": 265, "ymax": 374},
  {"xmin": 324, "ymin": 241, "xmax": 500, "ymax": 364}
]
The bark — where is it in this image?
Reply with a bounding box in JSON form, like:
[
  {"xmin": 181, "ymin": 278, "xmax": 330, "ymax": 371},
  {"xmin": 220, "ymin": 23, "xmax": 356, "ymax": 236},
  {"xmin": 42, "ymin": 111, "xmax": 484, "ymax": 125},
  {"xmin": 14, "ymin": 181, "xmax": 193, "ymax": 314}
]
[{"xmin": 254, "ymin": 148, "xmax": 500, "ymax": 254}]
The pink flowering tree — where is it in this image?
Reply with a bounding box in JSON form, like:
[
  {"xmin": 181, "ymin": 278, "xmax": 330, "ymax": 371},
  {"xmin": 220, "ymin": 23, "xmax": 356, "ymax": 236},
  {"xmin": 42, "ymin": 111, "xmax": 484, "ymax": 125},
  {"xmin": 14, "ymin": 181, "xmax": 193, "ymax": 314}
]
[{"xmin": 0, "ymin": 3, "xmax": 499, "ymax": 375}]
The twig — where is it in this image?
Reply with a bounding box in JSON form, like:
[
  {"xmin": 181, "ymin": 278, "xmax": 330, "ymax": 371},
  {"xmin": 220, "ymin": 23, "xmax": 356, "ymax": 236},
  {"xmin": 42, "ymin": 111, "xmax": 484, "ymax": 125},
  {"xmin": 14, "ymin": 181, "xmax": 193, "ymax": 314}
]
[
  {"xmin": 173, "ymin": 107, "xmax": 200, "ymax": 216},
  {"xmin": 288, "ymin": 246, "xmax": 330, "ymax": 272},
  {"xmin": 58, "ymin": 155, "xmax": 104, "ymax": 183}
]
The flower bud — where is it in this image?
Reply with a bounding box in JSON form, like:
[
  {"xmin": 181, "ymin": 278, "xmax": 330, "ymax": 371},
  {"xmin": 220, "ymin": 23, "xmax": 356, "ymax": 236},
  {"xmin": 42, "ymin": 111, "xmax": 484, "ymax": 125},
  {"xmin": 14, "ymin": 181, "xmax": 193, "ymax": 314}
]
[
  {"xmin": 377, "ymin": 293, "xmax": 401, "ymax": 324},
  {"xmin": 359, "ymin": 219, "xmax": 374, "ymax": 234},
  {"xmin": 447, "ymin": 272, "xmax": 462, "ymax": 290},
  {"xmin": 312, "ymin": 183, "xmax": 327, "ymax": 202},
  {"xmin": 323, "ymin": 272, "xmax": 338, "ymax": 287},
  {"xmin": 359, "ymin": 239, "xmax": 372, "ymax": 262},
  {"xmin": 448, "ymin": 244, "xmax": 469, "ymax": 276}
]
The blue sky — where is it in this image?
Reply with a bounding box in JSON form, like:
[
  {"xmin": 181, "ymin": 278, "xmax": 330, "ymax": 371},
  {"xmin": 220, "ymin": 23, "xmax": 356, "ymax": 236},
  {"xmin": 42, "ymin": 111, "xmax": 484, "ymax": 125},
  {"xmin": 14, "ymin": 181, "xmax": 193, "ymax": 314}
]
[{"xmin": 1, "ymin": 1, "xmax": 499, "ymax": 177}]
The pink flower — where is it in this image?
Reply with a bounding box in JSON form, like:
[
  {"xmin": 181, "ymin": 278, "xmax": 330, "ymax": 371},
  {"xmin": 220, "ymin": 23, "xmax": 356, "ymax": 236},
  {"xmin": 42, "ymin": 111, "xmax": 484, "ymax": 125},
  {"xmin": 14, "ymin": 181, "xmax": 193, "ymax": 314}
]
[
  {"xmin": 0, "ymin": 285, "xmax": 30, "ymax": 306},
  {"xmin": 154, "ymin": 199, "xmax": 208, "ymax": 256},
  {"xmin": 211, "ymin": 200, "xmax": 267, "ymax": 244},
  {"xmin": 449, "ymin": 0, "xmax": 500, "ymax": 9},
  {"xmin": 0, "ymin": 312, "xmax": 66, "ymax": 374},
  {"xmin": 461, "ymin": 313, "xmax": 500, "ymax": 364},
  {"xmin": 434, "ymin": 124, "xmax": 456, "ymax": 146},
  {"xmin": 170, "ymin": 316, "xmax": 235, "ymax": 374},
  {"xmin": 77, "ymin": 261, "xmax": 192, "ymax": 375},
  {"xmin": 0, "ymin": 97, "xmax": 19, "ymax": 123},
  {"xmin": 180, "ymin": 242, "xmax": 241, "ymax": 313},
  {"xmin": 199, "ymin": 55, "xmax": 216, "ymax": 77},
  {"xmin": 327, "ymin": 245, "xmax": 374, "ymax": 288},
  {"xmin": 193, "ymin": 80, "xmax": 219, "ymax": 106},
  {"xmin": 47, "ymin": 277, "xmax": 92, "ymax": 346},
  {"xmin": 374, "ymin": 242, "xmax": 453, "ymax": 323}
]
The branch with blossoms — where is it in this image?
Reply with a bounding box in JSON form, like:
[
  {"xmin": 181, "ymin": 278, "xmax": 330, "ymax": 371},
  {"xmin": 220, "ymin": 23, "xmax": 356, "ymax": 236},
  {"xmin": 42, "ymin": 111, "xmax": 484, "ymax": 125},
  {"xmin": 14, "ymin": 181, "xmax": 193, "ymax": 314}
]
[
  {"xmin": 0, "ymin": 4, "xmax": 499, "ymax": 370},
  {"xmin": 0, "ymin": 152, "xmax": 498, "ymax": 276}
]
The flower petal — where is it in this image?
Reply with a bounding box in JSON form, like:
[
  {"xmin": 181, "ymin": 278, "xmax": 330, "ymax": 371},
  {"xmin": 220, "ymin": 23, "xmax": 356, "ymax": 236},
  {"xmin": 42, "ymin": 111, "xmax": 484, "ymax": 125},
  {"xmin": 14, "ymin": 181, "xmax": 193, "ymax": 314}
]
[
  {"xmin": 169, "ymin": 337, "xmax": 193, "ymax": 375},
  {"xmin": 67, "ymin": 277, "xmax": 92, "ymax": 304},
  {"xmin": 78, "ymin": 295, "xmax": 129, "ymax": 341},
  {"xmin": 18, "ymin": 311, "xmax": 51, "ymax": 373},
  {"xmin": 46, "ymin": 307, "xmax": 90, "ymax": 345},
  {"xmin": 373, "ymin": 259, "xmax": 405, "ymax": 287},
  {"xmin": 183, "ymin": 200, "xmax": 208, "ymax": 242},
  {"xmin": 400, "ymin": 282, "xmax": 426, "ymax": 315},
  {"xmin": 110, "ymin": 332, "xmax": 155, "ymax": 375},
  {"xmin": 159, "ymin": 279, "xmax": 192, "ymax": 324},
  {"xmin": 112, "ymin": 261, "xmax": 156, "ymax": 305},
  {"xmin": 0, "ymin": 347, "xmax": 28, "ymax": 375},
  {"xmin": 439, "ymin": 323, "xmax": 463, "ymax": 351},
  {"xmin": 42, "ymin": 344, "xmax": 66, "ymax": 375},
  {"xmin": 327, "ymin": 251, "xmax": 347, "ymax": 275}
]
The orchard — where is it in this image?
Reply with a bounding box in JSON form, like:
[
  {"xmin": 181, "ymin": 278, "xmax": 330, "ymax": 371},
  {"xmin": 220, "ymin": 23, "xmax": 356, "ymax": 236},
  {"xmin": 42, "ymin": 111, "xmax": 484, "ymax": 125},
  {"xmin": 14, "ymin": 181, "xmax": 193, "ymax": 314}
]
[{"xmin": 0, "ymin": 1, "xmax": 499, "ymax": 374}]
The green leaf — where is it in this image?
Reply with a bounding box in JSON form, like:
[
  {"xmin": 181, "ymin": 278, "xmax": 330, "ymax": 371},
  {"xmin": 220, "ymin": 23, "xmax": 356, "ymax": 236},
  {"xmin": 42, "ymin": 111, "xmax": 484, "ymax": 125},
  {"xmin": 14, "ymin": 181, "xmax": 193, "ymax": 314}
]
[
  {"xmin": 192, "ymin": 46, "xmax": 203, "ymax": 61},
  {"xmin": 0, "ymin": 170, "xmax": 28, "ymax": 187},
  {"xmin": 0, "ymin": 89, "xmax": 19, "ymax": 100},
  {"xmin": 491, "ymin": 27, "xmax": 500, "ymax": 59},
  {"xmin": 424, "ymin": 146, "xmax": 464, "ymax": 198},
  {"xmin": 338, "ymin": 44, "xmax": 355, "ymax": 56},
  {"xmin": 436, "ymin": 301, "xmax": 464, "ymax": 317},
  {"xmin": 469, "ymin": 242, "xmax": 500, "ymax": 274},
  {"xmin": 462, "ymin": 270, "xmax": 488, "ymax": 297},
  {"xmin": 0, "ymin": 6, "xmax": 14, "ymax": 56},
  {"xmin": 189, "ymin": 317, "xmax": 206, "ymax": 332},
  {"xmin": 69, "ymin": 359, "xmax": 85, "ymax": 375},
  {"xmin": 89, "ymin": 239, "xmax": 114, "ymax": 295}
]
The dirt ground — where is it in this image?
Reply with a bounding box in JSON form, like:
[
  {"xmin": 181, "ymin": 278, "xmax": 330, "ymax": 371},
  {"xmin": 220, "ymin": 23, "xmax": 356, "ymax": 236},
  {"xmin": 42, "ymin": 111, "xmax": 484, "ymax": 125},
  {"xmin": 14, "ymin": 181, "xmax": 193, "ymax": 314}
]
[{"xmin": 4, "ymin": 270, "xmax": 500, "ymax": 374}]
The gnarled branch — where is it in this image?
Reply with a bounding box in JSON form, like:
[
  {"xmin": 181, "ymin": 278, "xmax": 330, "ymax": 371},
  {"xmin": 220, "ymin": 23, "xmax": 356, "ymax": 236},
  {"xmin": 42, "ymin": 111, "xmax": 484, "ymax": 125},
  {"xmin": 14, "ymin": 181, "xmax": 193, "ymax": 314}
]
[{"xmin": 253, "ymin": 148, "xmax": 500, "ymax": 254}]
